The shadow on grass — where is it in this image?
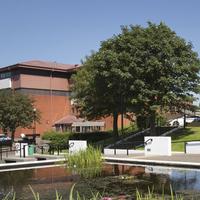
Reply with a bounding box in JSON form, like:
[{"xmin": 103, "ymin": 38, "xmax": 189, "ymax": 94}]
[{"xmin": 170, "ymin": 127, "xmax": 197, "ymax": 141}]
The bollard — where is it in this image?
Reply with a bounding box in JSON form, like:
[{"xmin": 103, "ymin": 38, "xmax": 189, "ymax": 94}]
[
  {"xmin": 0, "ymin": 147, "xmax": 2, "ymax": 160},
  {"xmin": 41, "ymin": 146, "xmax": 44, "ymax": 154},
  {"xmin": 23, "ymin": 146, "xmax": 26, "ymax": 158},
  {"xmin": 57, "ymin": 146, "xmax": 60, "ymax": 155},
  {"xmin": 20, "ymin": 143, "xmax": 22, "ymax": 157}
]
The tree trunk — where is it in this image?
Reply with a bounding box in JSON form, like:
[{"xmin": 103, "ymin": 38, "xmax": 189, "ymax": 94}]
[
  {"xmin": 120, "ymin": 94, "xmax": 124, "ymax": 134},
  {"xmin": 113, "ymin": 112, "xmax": 119, "ymax": 137},
  {"xmin": 183, "ymin": 113, "xmax": 186, "ymax": 129},
  {"xmin": 2, "ymin": 127, "xmax": 7, "ymax": 135},
  {"xmin": 11, "ymin": 131, "xmax": 15, "ymax": 143},
  {"xmin": 121, "ymin": 113, "xmax": 124, "ymax": 134},
  {"xmin": 149, "ymin": 112, "xmax": 156, "ymax": 136}
]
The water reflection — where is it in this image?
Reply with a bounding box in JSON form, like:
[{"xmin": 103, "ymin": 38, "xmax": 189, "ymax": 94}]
[
  {"xmin": 1, "ymin": 165, "xmax": 200, "ymax": 199},
  {"xmin": 76, "ymin": 164, "xmax": 200, "ymax": 199},
  {"xmin": 0, "ymin": 167, "xmax": 75, "ymax": 200},
  {"xmin": 145, "ymin": 165, "xmax": 200, "ymax": 195},
  {"xmin": 0, "ymin": 170, "xmax": 33, "ymax": 198}
]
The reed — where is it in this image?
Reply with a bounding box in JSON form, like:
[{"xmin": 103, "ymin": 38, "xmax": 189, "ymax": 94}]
[
  {"xmin": 2, "ymin": 185, "xmax": 185, "ymax": 200},
  {"xmin": 2, "ymin": 191, "xmax": 15, "ymax": 200},
  {"xmin": 70, "ymin": 184, "xmax": 184, "ymax": 200},
  {"xmin": 135, "ymin": 187, "xmax": 184, "ymax": 200},
  {"xmin": 66, "ymin": 145, "xmax": 103, "ymax": 178}
]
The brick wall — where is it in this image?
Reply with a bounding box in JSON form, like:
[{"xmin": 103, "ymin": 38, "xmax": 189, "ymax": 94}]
[{"xmin": 15, "ymin": 94, "xmax": 71, "ymax": 138}]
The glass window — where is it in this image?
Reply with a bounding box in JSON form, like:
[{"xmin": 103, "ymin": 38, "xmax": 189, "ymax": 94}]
[
  {"xmin": 76, "ymin": 127, "xmax": 80, "ymax": 132},
  {"xmin": 0, "ymin": 72, "xmax": 11, "ymax": 79}
]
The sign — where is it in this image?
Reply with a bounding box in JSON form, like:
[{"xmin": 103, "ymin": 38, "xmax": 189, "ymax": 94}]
[
  {"xmin": 15, "ymin": 142, "xmax": 29, "ymax": 157},
  {"xmin": 68, "ymin": 140, "xmax": 87, "ymax": 154},
  {"xmin": 145, "ymin": 136, "xmax": 171, "ymax": 156}
]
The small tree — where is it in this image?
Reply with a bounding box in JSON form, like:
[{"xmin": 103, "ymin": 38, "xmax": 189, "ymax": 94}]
[{"xmin": 0, "ymin": 90, "xmax": 40, "ymax": 141}]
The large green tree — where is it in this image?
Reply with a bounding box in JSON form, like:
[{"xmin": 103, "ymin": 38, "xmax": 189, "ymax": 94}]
[
  {"xmin": 72, "ymin": 22, "xmax": 200, "ymax": 136},
  {"xmin": 122, "ymin": 22, "xmax": 200, "ymax": 134},
  {"xmin": 0, "ymin": 90, "xmax": 40, "ymax": 141},
  {"xmin": 72, "ymin": 50, "xmax": 136, "ymax": 136}
]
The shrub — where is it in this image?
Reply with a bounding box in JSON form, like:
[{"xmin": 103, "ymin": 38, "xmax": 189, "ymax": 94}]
[
  {"xmin": 119, "ymin": 123, "xmax": 138, "ymax": 135},
  {"xmin": 156, "ymin": 114, "xmax": 168, "ymax": 126},
  {"xmin": 42, "ymin": 130, "xmax": 71, "ymax": 148},
  {"xmin": 136, "ymin": 115, "xmax": 150, "ymax": 130},
  {"xmin": 68, "ymin": 131, "xmax": 113, "ymax": 143}
]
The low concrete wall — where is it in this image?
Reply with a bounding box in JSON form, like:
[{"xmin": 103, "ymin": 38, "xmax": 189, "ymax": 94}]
[
  {"xmin": 185, "ymin": 141, "xmax": 200, "ymax": 154},
  {"xmin": 104, "ymin": 148, "xmax": 143, "ymax": 155}
]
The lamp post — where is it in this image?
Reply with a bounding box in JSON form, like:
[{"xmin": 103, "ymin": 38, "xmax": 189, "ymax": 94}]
[{"xmin": 33, "ymin": 108, "xmax": 37, "ymax": 144}]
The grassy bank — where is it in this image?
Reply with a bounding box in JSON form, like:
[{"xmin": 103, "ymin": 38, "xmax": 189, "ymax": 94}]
[{"xmin": 171, "ymin": 127, "xmax": 200, "ymax": 152}]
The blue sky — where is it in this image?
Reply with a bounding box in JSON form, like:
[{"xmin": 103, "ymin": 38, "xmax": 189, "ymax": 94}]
[{"xmin": 0, "ymin": 0, "xmax": 200, "ymax": 67}]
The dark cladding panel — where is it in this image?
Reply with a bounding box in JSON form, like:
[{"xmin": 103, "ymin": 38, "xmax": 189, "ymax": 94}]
[{"xmin": 16, "ymin": 88, "xmax": 71, "ymax": 97}]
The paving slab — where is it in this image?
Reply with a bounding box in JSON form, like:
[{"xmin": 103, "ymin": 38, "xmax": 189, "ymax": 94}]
[
  {"xmin": 0, "ymin": 153, "xmax": 65, "ymax": 170},
  {"xmin": 103, "ymin": 152, "xmax": 200, "ymax": 169},
  {"xmin": 4, "ymin": 157, "xmax": 36, "ymax": 163}
]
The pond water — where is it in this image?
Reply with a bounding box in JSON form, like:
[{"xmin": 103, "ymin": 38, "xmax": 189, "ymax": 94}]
[{"xmin": 1, "ymin": 164, "xmax": 200, "ymax": 199}]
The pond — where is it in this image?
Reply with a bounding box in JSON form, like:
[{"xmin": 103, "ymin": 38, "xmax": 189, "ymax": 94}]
[{"xmin": 0, "ymin": 164, "xmax": 200, "ymax": 199}]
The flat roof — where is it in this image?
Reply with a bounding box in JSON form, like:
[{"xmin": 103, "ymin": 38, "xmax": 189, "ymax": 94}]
[
  {"xmin": 72, "ymin": 121, "xmax": 105, "ymax": 127},
  {"xmin": 0, "ymin": 60, "xmax": 81, "ymax": 73}
]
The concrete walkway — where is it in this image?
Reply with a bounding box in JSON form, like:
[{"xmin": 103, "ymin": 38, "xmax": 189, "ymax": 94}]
[
  {"xmin": 2, "ymin": 151, "xmax": 200, "ymax": 171},
  {"xmin": 0, "ymin": 153, "xmax": 65, "ymax": 171},
  {"xmin": 103, "ymin": 152, "xmax": 200, "ymax": 169}
]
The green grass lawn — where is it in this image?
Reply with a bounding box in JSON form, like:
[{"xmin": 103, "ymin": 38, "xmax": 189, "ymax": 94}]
[{"xmin": 171, "ymin": 127, "xmax": 200, "ymax": 152}]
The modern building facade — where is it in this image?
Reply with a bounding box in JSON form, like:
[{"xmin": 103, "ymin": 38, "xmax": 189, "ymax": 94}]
[
  {"xmin": 0, "ymin": 60, "xmax": 131, "ymax": 138},
  {"xmin": 0, "ymin": 60, "xmax": 79, "ymax": 137}
]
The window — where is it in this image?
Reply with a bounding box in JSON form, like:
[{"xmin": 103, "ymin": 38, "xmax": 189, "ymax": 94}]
[
  {"xmin": 0, "ymin": 72, "xmax": 11, "ymax": 79},
  {"xmin": 76, "ymin": 127, "xmax": 80, "ymax": 132}
]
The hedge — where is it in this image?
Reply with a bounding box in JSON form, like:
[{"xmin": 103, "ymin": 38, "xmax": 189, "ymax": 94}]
[
  {"xmin": 42, "ymin": 131, "xmax": 71, "ymax": 147},
  {"xmin": 42, "ymin": 130, "xmax": 113, "ymax": 148}
]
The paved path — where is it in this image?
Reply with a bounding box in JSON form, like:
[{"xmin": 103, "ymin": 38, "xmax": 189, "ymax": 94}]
[
  {"xmin": 103, "ymin": 152, "xmax": 200, "ymax": 169},
  {"xmin": 0, "ymin": 153, "xmax": 65, "ymax": 171}
]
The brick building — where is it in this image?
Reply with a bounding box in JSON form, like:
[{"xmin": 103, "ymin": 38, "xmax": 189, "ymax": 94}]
[{"xmin": 0, "ymin": 60, "xmax": 130, "ymax": 138}]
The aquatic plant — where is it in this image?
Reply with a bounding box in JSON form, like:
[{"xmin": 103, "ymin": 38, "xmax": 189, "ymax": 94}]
[
  {"xmin": 69, "ymin": 184, "xmax": 103, "ymax": 200},
  {"xmin": 1, "ymin": 185, "xmax": 185, "ymax": 200},
  {"xmin": 70, "ymin": 184, "xmax": 184, "ymax": 200},
  {"xmin": 2, "ymin": 191, "xmax": 15, "ymax": 200},
  {"xmin": 66, "ymin": 145, "xmax": 103, "ymax": 178},
  {"xmin": 134, "ymin": 185, "xmax": 184, "ymax": 200}
]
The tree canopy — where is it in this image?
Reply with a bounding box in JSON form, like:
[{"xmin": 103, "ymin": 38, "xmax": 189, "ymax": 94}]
[
  {"xmin": 72, "ymin": 22, "xmax": 200, "ymax": 135},
  {"xmin": 0, "ymin": 90, "xmax": 40, "ymax": 141}
]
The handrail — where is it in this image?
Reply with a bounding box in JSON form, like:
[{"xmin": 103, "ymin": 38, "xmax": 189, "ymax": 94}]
[
  {"xmin": 144, "ymin": 138, "xmax": 153, "ymax": 146},
  {"xmin": 69, "ymin": 142, "xmax": 74, "ymax": 148}
]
